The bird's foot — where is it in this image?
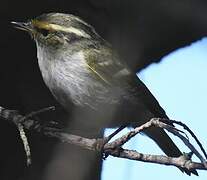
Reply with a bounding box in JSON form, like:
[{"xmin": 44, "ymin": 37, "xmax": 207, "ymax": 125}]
[
  {"xmin": 30, "ymin": 118, "xmax": 60, "ymax": 132},
  {"xmin": 181, "ymin": 151, "xmax": 194, "ymax": 161},
  {"xmin": 95, "ymin": 126, "xmax": 127, "ymax": 160},
  {"xmin": 95, "ymin": 137, "xmax": 110, "ymax": 160},
  {"xmin": 178, "ymin": 152, "xmax": 198, "ymax": 176}
]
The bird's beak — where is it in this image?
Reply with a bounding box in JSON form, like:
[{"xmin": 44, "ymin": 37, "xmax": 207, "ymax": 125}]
[{"xmin": 11, "ymin": 21, "xmax": 33, "ymax": 33}]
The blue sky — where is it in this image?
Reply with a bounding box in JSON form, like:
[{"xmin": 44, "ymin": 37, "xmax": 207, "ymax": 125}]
[{"xmin": 102, "ymin": 38, "xmax": 207, "ymax": 180}]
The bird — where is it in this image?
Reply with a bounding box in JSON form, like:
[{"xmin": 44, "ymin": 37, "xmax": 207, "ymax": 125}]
[{"xmin": 12, "ymin": 12, "xmax": 197, "ymax": 175}]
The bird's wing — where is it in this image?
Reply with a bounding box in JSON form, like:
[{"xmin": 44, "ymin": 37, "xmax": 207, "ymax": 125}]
[
  {"xmin": 84, "ymin": 45, "xmax": 128, "ymax": 86},
  {"xmin": 84, "ymin": 45, "xmax": 168, "ymax": 118},
  {"xmin": 132, "ymin": 77, "xmax": 168, "ymax": 119}
]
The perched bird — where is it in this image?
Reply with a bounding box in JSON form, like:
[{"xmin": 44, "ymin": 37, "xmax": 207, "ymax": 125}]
[{"xmin": 12, "ymin": 13, "xmax": 197, "ymax": 175}]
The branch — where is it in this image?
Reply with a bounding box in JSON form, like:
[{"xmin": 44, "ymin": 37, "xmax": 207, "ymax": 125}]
[{"xmin": 0, "ymin": 106, "xmax": 207, "ymax": 173}]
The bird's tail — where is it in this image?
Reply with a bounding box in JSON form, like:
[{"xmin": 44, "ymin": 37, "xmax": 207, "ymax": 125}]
[{"xmin": 144, "ymin": 126, "xmax": 198, "ymax": 176}]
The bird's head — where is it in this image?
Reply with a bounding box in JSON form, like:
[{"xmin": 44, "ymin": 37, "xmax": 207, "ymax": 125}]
[{"xmin": 12, "ymin": 13, "xmax": 99, "ymax": 49}]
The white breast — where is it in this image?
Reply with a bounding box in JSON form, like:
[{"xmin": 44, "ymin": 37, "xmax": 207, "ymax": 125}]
[{"xmin": 37, "ymin": 46, "xmax": 112, "ymax": 109}]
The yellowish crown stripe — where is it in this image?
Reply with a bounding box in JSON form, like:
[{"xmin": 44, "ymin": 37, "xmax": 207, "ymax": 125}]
[
  {"xmin": 49, "ymin": 24, "xmax": 91, "ymax": 38},
  {"xmin": 32, "ymin": 20, "xmax": 91, "ymax": 38}
]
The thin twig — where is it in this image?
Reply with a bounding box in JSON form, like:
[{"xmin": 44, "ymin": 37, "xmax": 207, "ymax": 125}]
[
  {"xmin": 0, "ymin": 106, "xmax": 55, "ymax": 166},
  {"xmin": 168, "ymin": 119, "xmax": 207, "ymax": 159},
  {"xmin": 152, "ymin": 118, "xmax": 207, "ymax": 168},
  {"xmin": 19, "ymin": 106, "xmax": 55, "ymax": 123},
  {"xmin": 17, "ymin": 123, "xmax": 31, "ymax": 166}
]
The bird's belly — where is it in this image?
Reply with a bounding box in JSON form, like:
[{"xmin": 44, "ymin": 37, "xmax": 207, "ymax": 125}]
[{"xmin": 50, "ymin": 69, "xmax": 119, "ymax": 110}]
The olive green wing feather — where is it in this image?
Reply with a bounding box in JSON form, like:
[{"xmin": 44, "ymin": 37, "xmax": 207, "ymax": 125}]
[
  {"xmin": 84, "ymin": 46, "xmax": 131, "ymax": 85},
  {"xmin": 84, "ymin": 45, "xmax": 168, "ymax": 118}
]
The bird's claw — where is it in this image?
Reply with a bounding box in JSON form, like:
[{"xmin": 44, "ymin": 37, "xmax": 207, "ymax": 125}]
[
  {"xmin": 182, "ymin": 152, "xmax": 194, "ymax": 160},
  {"xmin": 30, "ymin": 118, "xmax": 60, "ymax": 132},
  {"xmin": 95, "ymin": 137, "xmax": 110, "ymax": 160}
]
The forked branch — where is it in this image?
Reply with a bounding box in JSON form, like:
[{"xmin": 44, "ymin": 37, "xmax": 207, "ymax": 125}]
[{"xmin": 0, "ymin": 106, "xmax": 207, "ymax": 172}]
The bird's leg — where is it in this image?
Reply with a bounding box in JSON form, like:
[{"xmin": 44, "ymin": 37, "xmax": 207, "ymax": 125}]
[{"xmin": 96, "ymin": 125, "xmax": 127, "ymax": 159}]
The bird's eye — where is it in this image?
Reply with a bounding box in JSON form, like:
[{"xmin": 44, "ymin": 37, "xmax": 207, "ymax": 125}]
[{"xmin": 36, "ymin": 28, "xmax": 50, "ymax": 37}]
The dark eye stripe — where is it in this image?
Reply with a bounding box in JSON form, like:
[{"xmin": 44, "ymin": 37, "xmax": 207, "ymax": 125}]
[{"xmin": 35, "ymin": 27, "xmax": 50, "ymax": 36}]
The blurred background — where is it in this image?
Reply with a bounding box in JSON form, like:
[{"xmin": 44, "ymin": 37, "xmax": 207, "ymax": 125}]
[{"xmin": 0, "ymin": 0, "xmax": 207, "ymax": 179}]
